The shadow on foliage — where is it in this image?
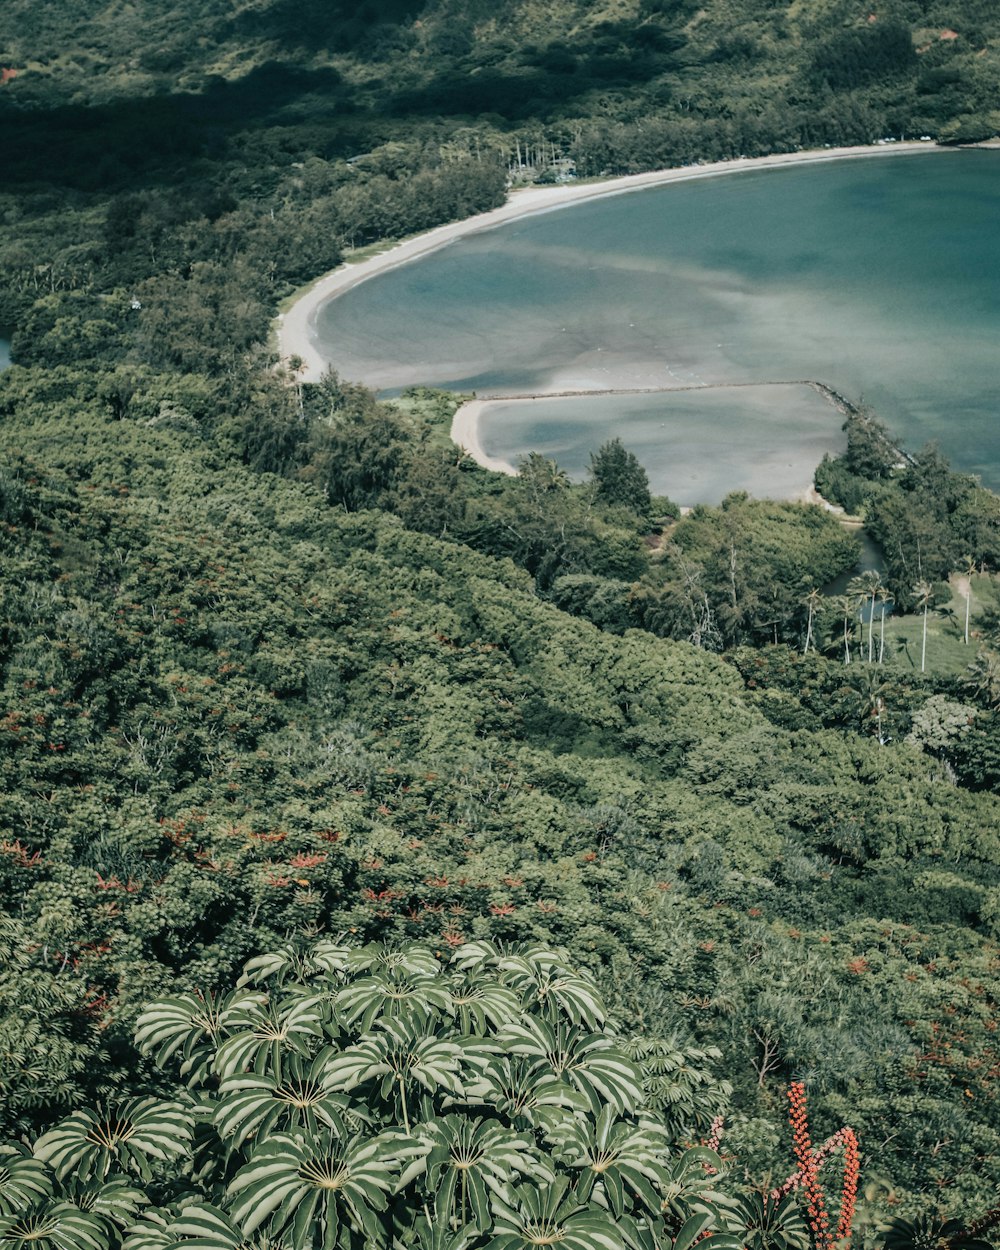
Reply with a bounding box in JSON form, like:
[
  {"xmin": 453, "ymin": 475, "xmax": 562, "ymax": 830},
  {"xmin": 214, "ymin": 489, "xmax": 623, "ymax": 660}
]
[{"xmin": 0, "ymin": 62, "xmax": 347, "ymax": 192}]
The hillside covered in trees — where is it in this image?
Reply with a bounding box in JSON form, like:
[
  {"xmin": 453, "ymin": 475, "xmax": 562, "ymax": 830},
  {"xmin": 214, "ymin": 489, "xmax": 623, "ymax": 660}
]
[{"xmin": 2, "ymin": 2, "xmax": 1000, "ymax": 1247}]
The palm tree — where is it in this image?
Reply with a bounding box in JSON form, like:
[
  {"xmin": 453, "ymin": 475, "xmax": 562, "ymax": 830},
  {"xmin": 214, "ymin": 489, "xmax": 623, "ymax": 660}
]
[
  {"xmin": 875, "ymin": 584, "xmax": 892, "ymax": 664},
  {"xmin": 838, "ymin": 594, "xmax": 858, "ymax": 664},
  {"xmin": 801, "ymin": 588, "xmax": 822, "ymax": 656},
  {"xmin": 914, "ymin": 580, "xmax": 934, "ymax": 673},
  {"xmin": 861, "ymin": 570, "xmax": 883, "ymax": 662},
  {"xmin": 850, "ymin": 669, "xmax": 891, "ymax": 744},
  {"xmin": 847, "ymin": 573, "xmax": 881, "ymax": 663},
  {"xmin": 967, "ymin": 647, "xmax": 1000, "ymax": 708},
  {"xmin": 960, "ymin": 555, "xmax": 977, "ymax": 645}
]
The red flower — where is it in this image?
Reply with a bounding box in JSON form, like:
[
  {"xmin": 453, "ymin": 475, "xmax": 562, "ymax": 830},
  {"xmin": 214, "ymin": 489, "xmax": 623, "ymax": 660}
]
[{"xmin": 289, "ymin": 852, "xmax": 327, "ymax": 869}]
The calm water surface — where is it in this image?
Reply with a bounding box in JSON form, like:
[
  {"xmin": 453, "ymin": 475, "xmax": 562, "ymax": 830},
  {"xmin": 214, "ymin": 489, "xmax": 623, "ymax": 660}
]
[
  {"xmin": 0, "ymin": 339, "xmax": 9, "ymax": 372},
  {"xmin": 314, "ymin": 151, "xmax": 1000, "ymax": 499}
]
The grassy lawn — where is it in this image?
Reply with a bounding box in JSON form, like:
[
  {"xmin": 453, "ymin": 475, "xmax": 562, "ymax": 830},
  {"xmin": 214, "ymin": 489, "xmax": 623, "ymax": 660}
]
[{"xmin": 875, "ymin": 573, "xmax": 999, "ymax": 677}]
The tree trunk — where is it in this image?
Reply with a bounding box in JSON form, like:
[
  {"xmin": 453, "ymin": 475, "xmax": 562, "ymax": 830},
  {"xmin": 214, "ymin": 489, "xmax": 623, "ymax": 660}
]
[{"xmin": 921, "ymin": 603, "xmax": 928, "ymax": 673}]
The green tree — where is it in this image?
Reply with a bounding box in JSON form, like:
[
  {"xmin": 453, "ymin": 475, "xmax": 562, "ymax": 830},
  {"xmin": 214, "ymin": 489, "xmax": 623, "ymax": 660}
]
[{"xmin": 588, "ymin": 439, "xmax": 653, "ymax": 517}]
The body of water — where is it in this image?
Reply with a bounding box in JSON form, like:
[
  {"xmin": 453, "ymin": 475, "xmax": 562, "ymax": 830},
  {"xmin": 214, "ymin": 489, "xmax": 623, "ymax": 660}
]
[
  {"xmin": 0, "ymin": 339, "xmax": 10, "ymax": 372},
  {"xmin": 312, "ymin": 150, "xmax": 1000, "ymax": 501}
]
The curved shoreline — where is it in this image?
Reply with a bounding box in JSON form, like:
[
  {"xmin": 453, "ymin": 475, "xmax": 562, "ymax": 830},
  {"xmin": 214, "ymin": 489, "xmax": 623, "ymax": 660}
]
[{"xmin": 276, "ymin": 141, "xmax": 947, "ymax": 385}]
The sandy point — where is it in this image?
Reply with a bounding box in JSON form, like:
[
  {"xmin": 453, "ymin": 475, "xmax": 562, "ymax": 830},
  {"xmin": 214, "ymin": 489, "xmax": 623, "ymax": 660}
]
[{"xmin": 449, "ymin": 400, "xmax": 518, "ymax": 476}]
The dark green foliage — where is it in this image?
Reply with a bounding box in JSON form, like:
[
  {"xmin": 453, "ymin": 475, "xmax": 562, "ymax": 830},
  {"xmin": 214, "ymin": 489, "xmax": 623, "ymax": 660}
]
[
  {"xmin": 808, "ymin": 22, "xmax": 918, "ymax": 92},
  {"xmin": 589, "ymin": 438, "xmax": 653, "ymax": 516},
  {"xmin": 844, "ymin": 410, "xmax": 901, "ymax": 481}
]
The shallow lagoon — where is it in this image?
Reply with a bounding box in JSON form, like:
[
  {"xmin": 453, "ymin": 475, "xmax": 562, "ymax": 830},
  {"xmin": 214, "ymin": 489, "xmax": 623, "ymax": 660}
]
[
  {"xmin": 476, "ymin": 385, "xmax": 841, "ymax": 504},
  {"xmin": 315, "ymin": 150, "xmax": 1000, "ymax": 501}
]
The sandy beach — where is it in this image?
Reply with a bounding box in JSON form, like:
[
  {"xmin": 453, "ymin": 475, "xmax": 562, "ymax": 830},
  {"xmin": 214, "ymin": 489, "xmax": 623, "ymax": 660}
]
[{"xmin": 276, "ymin": 141, "xmax": 944, "ymax": 390}]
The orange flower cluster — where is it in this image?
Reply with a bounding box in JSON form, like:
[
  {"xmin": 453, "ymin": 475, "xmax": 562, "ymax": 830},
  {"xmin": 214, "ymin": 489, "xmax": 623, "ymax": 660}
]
[
  {"xmin": 775, "ymin": 1085, "xmax": 858, "ymax": 1249},
  {"xmin": 835, "ymin": 1127, "xmax": 859, "ymax": 1244},
  {"xmin": 788, "ymin": 1082, "xmax": 833, "ymax": 1250}
]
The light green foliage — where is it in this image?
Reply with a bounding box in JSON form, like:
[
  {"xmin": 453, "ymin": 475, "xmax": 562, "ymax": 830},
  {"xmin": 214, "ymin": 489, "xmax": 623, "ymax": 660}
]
[{"xmin": 0, "ymin": 940, "xmax": 747, "ymax": 1250}]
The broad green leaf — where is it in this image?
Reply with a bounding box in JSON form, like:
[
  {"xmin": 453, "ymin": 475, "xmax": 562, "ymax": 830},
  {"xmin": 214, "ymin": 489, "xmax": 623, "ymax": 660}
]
[
  {"xmin": 336, "ymin": 975, "xmax": 451, "ymax": 1033},
  {"xmin": 213, "ymin": 994, "xmax": 327, "ymax": 1081},
  {"xmin": 0, "ymin": 1146, "xmax": 52, "ymax": 1217},
  {"xmin": 0, "ymin": 1199, "xmax": 109, "ymax": 1250},
  {"xmin": 214, "ymin": 1052, "xmax": 360, "ymax": 1149},
  {"xmin": 488, "ymin": 1174, "xmax": 626, "ymax": 1250},
  {"xmin": 226, "ymin": 1129, "xmax": 428, "ymax": 1247},
  {"xmin": 499, "ymin": 1018, "xmax": 643, "ymax": 1115},
  {"xmin": 134, "ymin": 990, "xmax": 263, "ymax": 1086},
  {"xmin": 33, "ymin": 1099, "xmax": 193, "ymax": 1183},
  {"xmin": 238, "ymin": 942, "xmax": 352, "ymax": 989},
  {"xmin": 538, "ymin": 1106, "xmax": 670, "ymax": 1217},
  {"xmin": 424, "ymin": 1116, "xmax": 543, "ymax": 1232}
]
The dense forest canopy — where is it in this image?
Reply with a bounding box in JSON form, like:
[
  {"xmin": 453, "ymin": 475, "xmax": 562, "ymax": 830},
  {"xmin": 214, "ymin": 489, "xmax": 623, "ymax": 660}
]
[{"xmin": 1, "ymin": 2, "xmax": 1000, "ymax": 1247}]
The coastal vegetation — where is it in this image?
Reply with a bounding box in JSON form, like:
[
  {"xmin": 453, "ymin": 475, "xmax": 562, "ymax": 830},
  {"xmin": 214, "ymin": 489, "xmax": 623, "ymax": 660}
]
[{"xmin": 2, "ymin": 0, "xmax": 1000, "ymax": 1244}]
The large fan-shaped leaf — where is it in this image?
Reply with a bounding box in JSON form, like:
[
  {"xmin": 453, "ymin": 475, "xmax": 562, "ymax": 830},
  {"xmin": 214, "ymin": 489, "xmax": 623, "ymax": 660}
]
[
  {"xmin": 162, "ymin": 1201, "xmax": 291, "ymax": 1249},
  {"xmin": 121, "ymin": 1208, "xmax": 173, "ymax": 1250},
  {"xmin": 345, "ymin": 945, "xmax": 440, "ymax": 979},
  {"xmin": 134, "ymin": 990, "xmax": 264, "ymax": 1086},
  {"xmin": 322, "ymin": 1015, "xmax": 469, "ymax": 1133},
  {"xmin": 424, "ymin": 1116, "xmax": 544, "ymax": 1231},
  {"xmin": 0, "ymin": 1200, "xmax": 109, "ymax": 1250},
  {"xmin": 499, "ymin": 1018, "xmax": 643, "ymax": 1115},
  {"xmin": 465, "ymin": 1057, "xmax": 590, "ymax": 1122},
  {"xmin": 33, "ymin": 1099, "xmax": 193, "ymax": 1183},
  {"xmin": 446, "ymin": 976, "xmax": 521, "ymax": 1037},
  {"xmin": 496, "ymin": 948, "xmax": 608, "ymax": 1031},
  {"xmin": 395, "ymin": 1211, "xmax": 479, "ymax": 1250},
  {"xmin": 882, "ymin": 1215, "xmax": 995, "ymax": 1250},
  {"xmin": 65, "ymin": 1178, "xmax": 149, "ymax": 1228},
  {"xmin": 213, "ymin": 994, "xmax": 327, "ymax": 1081},
  {"xmin": 725, "ymin": 1192, "xmax": 808, "ymax": 1250},
  {"xmin": 539, "ymin": 1106, "xmax": 670, "ymax": 1217},
  {"xmin": 657, "ymin": 1148, "xmax": 736, "ymax": 1223},
  {"xmin": 488, "ymin": 1174, "xmax": 626, "ymax": 1250},
  {"xmin": 239, "ymin": 942, "xmax": 352, "ymax": 989},
  {"xmin": 0, "ymin": 1145, "xmax": 52, "ymax": 1216},
  {"xmin": 226, "ymin": 1129, "xmax": 428, "ymax": 1248},
  {"xmin": 336, "ymin": 974, "xmax": 451, "ymax": 1033},
  {"xmin": 449, "ymin": 941, "xmax": 505, "ymax": 975},
  {"xmin": 621, "ymin": 1211, "xmax": 745, "ymax": 1250},
  {"xmin": 214, "ymin": 1052, "xmax": 361, "ymax": 1150}
]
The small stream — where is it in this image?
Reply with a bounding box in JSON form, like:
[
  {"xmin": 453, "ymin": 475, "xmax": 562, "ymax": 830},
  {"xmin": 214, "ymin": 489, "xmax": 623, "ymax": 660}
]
[{"xmin": 824, "ymin": 522, "xmax": 892, "ymax": 618}]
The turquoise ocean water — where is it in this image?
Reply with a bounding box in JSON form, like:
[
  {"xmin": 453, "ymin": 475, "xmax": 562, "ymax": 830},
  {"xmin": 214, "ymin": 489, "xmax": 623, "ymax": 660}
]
[{"xmin": 314, "ymin": 151, "xmax": 1000, "ymax": 501}]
